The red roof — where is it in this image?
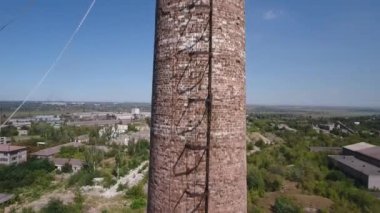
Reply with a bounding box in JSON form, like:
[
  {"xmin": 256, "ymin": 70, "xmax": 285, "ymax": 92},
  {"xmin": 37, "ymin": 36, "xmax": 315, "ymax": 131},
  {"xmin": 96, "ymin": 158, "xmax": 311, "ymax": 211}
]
[{"xmin": 0, "ymin": 145, "xmax": 26, "ymax": 152}]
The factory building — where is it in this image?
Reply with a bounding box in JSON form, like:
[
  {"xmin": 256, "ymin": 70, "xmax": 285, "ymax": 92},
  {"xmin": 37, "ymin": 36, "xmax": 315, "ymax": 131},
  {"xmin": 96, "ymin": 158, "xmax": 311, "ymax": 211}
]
[
  {"xmin": 343, "ymin": 142, "xmax": 380, "ymax": 167},
  {"xmin": 329, "ymin": 142, "xmax": 380, "ymax": 190},
  {"xmin": 329, "ymin": 155, "xmax": 380, "ymax": 190}
]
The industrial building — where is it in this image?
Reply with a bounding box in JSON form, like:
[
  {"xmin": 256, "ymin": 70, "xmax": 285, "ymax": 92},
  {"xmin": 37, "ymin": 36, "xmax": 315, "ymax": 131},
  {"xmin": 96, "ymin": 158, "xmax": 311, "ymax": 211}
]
[
  {"xmin": 343, "ymin": 142, "xmax": 375, "ymax": 155},
  {"xmin": 329, "ymin": 155, "xmax": 380, "ymax": 190},
  {"xmin": 329, "ymin": 142, "xmax": 380, "ymax": 190},
  {"xmin": 343, "ymin": 142, "xmax": 380, "ymax": 167},
  {"xmin": 0, "ymin": 145, "xmax": 27, "ymax": 165}
]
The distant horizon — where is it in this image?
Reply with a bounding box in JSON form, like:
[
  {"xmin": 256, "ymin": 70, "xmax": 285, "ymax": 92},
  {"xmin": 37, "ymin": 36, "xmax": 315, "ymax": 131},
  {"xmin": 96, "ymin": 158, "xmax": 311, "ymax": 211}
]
[{"xmin": 1, "ymin": 100, "xmax": 380, "ymax": 109}]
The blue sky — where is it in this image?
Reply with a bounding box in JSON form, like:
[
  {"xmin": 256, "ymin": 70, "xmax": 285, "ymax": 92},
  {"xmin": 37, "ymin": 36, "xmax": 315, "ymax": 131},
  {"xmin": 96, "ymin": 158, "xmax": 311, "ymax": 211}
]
[{"xmin": 0, "ymin": 0, "xmax": 379, "ymax": 107}]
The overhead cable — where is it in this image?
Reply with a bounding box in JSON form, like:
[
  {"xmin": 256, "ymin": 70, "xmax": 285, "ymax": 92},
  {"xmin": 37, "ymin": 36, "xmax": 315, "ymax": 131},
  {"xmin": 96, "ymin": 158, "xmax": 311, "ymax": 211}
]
[{"xmin": 0, "ymin": 0, "xmax": 96, "ymax": 128}]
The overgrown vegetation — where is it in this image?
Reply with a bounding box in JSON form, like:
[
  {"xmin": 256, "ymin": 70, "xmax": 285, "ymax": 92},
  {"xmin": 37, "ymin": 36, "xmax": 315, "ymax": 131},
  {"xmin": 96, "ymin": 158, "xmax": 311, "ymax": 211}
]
[
  {"xmin": 29, "ymin": 123, "xmax": 91, "ymax": 144},
  {"xmin": 0, "ymin": 126, "xmax": 18, "ymax": 137},
  {"xmin": 39, "ymin": 191, "xmax": 84, "ymax": 213},
  {"xmin": 125, "ymin": 184, "xmax": 146, "ymax": 210},
  {"xmin": 67, "ymin": 139, "xmax": 149, "ymax": 189},
  {"xmin": 246, "ymin": 114, "xmax": 380, "ymax": 212},
  {"xmin": 57, "ymin": 146, "xmax": 86, "ymax": 160},
  {"xmin": 273, "ymin": 196, "xmax": 302, "ymax": 213},
  {"xmin": 0, "ymin": 159, "xmax": 55, "ymax": 197}
]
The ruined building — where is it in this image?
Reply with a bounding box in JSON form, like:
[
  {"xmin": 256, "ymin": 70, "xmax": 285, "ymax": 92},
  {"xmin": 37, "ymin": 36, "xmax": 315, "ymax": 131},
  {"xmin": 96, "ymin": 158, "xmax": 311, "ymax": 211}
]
[{"xmin": 148, "ymin": 0, "xmax": 247, "ymax": 212}]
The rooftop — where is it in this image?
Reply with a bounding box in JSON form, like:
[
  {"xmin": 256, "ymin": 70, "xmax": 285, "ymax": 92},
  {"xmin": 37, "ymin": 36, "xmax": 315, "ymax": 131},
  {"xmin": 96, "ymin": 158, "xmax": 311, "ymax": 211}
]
[
  {"xmin": 343, "ymin": 142, "xmax": 375, "ymax": 152},
  {"xmin": 31, "ymin": 142, "xmax": 81, "ymax": 157},
  {"xmin": 52, "ymin": 158, "xmax": 83, "ymax": 166},
  {"xmin": 0, "ymin": 193, "xmax": 14, "ymax": 204},
  {"xmin": 0, "ymin": 145, "xmax": 26, "ymax": 152},
  {"xmin": 329, "ymin": 155, "xmax": 380, "ymax": 176},
  {"xmin": 358, "ymin": 147, "xmax": 380, "ymax": 161}
]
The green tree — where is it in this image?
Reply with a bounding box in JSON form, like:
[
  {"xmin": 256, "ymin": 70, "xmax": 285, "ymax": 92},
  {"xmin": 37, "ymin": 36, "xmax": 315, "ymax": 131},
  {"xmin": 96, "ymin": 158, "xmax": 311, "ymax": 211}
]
[
  {"xmin": 84, "ymin": 147, "xmax": 104, "ymax": 172},
  {"xmin": 0, "ymin": 126, "xmax": 18, "ymax": 137},
  {"xmin": 115, "ymin": 150, "xmax": 127, "ymax": 179}
]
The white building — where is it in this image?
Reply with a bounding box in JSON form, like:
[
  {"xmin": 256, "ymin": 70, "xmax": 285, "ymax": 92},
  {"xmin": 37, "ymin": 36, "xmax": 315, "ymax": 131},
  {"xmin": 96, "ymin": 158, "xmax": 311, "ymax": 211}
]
[
  {"xmin": 35, "ymin": 115, "xmax": 61, "ymax": 122},
  {"xmin": 18, "ymin": 129, "xmax": 28, "ymax": 136},
  {"xmin": 74, "ymin": 135, "xmax": 90, "ymax": 144},
  {"xmin": 116, "ymin": 124, "xmax": 129, "ymax": 134},
  {"xmin": 0, "ymin": 145, "xmax": 27, "ymax": 165},
  {"xmin": 115, "ymin": 113, "xmax": 133, "ymax": 120},
  {"xmin": 99, "ymin": 124, "xmax": 129, "ymax": 139},
  {"xmin": 9, "ymin": 118, "xmax": 32, "ymax": 128},
  {"xmin": 0, "ymin": 137, "xmax": 11, "ymax": 145},
  {"xmin": 131, "ymin": 108, "xmax": 140, "ymax": 115}
]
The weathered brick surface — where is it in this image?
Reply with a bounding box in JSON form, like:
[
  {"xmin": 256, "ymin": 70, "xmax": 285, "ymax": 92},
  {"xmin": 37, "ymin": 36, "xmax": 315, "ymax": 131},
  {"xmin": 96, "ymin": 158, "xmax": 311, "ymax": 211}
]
[{"xmin": 148, "ymin": 0, "xmax": 246, "ymax": 212}]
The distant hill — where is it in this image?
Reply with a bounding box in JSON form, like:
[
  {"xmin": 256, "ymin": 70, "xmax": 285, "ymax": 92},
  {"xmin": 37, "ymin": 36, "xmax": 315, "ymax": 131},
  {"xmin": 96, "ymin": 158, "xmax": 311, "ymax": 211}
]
[{"xmin": 247, "ymin": 105, "xmax": 380, "ymax": 117}]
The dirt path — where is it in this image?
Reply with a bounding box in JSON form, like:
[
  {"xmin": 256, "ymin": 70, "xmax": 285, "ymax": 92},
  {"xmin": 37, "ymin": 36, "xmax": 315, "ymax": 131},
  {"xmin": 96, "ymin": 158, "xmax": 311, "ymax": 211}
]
[
  {"xmin": 82, "ymin": 161, "xmax": 148, "ymax": 198},
  {"xmin": 5, "ymin": 189, "xmax": 75, "ymax": 213}
]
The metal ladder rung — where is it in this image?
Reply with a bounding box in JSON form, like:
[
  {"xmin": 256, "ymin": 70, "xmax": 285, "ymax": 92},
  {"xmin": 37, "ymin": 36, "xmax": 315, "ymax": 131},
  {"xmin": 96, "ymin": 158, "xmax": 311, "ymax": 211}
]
[
  {"xmin": 185, "ymin": 144, "xmax": 208, "ymax": 151},
  {"xmin": 188, "ymin": 98, "xmax": 207, "ymax": 103},
  {"xmin": 188, "ymin": 51, "xmax": 209, "ymax": 56},
  {"xmin": 185, "ymin": 190, "xmax": 207, "ymax": 198}
]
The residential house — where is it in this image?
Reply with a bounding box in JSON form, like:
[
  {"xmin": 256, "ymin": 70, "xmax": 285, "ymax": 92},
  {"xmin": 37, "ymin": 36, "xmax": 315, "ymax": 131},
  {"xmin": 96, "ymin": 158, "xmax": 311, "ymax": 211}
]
[
  {"xmin": 0, "ymin": 137, "xmax": 11, "ymax": 145},
  {"xmin": 0, "ymin": 145, "xmax": 27, "ymax": 165},
  {"xmin": 52, "ymin": 158, "xmax": 83, "ymax": 173},
  {"xmin": 17, "ymin": 129, "xmax": 28, "ymax": 136}
]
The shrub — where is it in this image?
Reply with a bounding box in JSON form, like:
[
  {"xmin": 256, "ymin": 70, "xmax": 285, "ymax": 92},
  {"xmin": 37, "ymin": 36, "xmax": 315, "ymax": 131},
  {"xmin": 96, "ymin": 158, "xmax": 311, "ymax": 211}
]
[
  {"xmin": 326, "ymin": 170, "xmax": 346, "ymax": 181},
  {"xmin": 247, "ymin": 142, "xmax": 254, "ymax": 151},
  {"xmin": 0, "ymin": 159, "xmax": 54, "ymax": 193},
  {"xmin": 68, "ymin": 170, "xmax": 99, "ymax": 187},
  {"xmin": 117, "ymin": 183, "xmax": 126, "ymax": 192},
  {"xmin": 40, "ymin": 199, "xmax": 69, "ymax": 213},
  {"xmin": 130, "ymin": 197, "xmax": 147, "ymax": 209},
  {"xmin": 247, "ymin": 166, "xmax": 265, "ymax": 195},
  {"xmin": 273, "ymin": 196, "xmax": 302, "ymax": 213},
  {"xmin": 61, "ymin": 163, "xmax": 73, "ymax": 173},
  {"xmin": 126, "ymin": 184, "xmax": 145, "ymax": 199}
]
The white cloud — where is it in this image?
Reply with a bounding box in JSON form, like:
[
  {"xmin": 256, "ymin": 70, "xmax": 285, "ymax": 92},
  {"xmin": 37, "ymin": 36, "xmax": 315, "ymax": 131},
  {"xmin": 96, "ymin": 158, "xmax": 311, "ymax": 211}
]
[{"xmin": 263, "ymin": 10, "xmax": 282, "ymax": 20}]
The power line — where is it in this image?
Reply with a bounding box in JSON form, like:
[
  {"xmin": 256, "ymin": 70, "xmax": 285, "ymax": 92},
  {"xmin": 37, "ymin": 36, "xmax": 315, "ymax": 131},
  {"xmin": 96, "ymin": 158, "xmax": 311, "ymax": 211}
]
[
  {"xmin": 0, "ymin": 0, "xmax": 96, "ymax": 129},
  {"xmin": 0, "ymin": 0, "xmax": 36, "ymax": 33}
]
